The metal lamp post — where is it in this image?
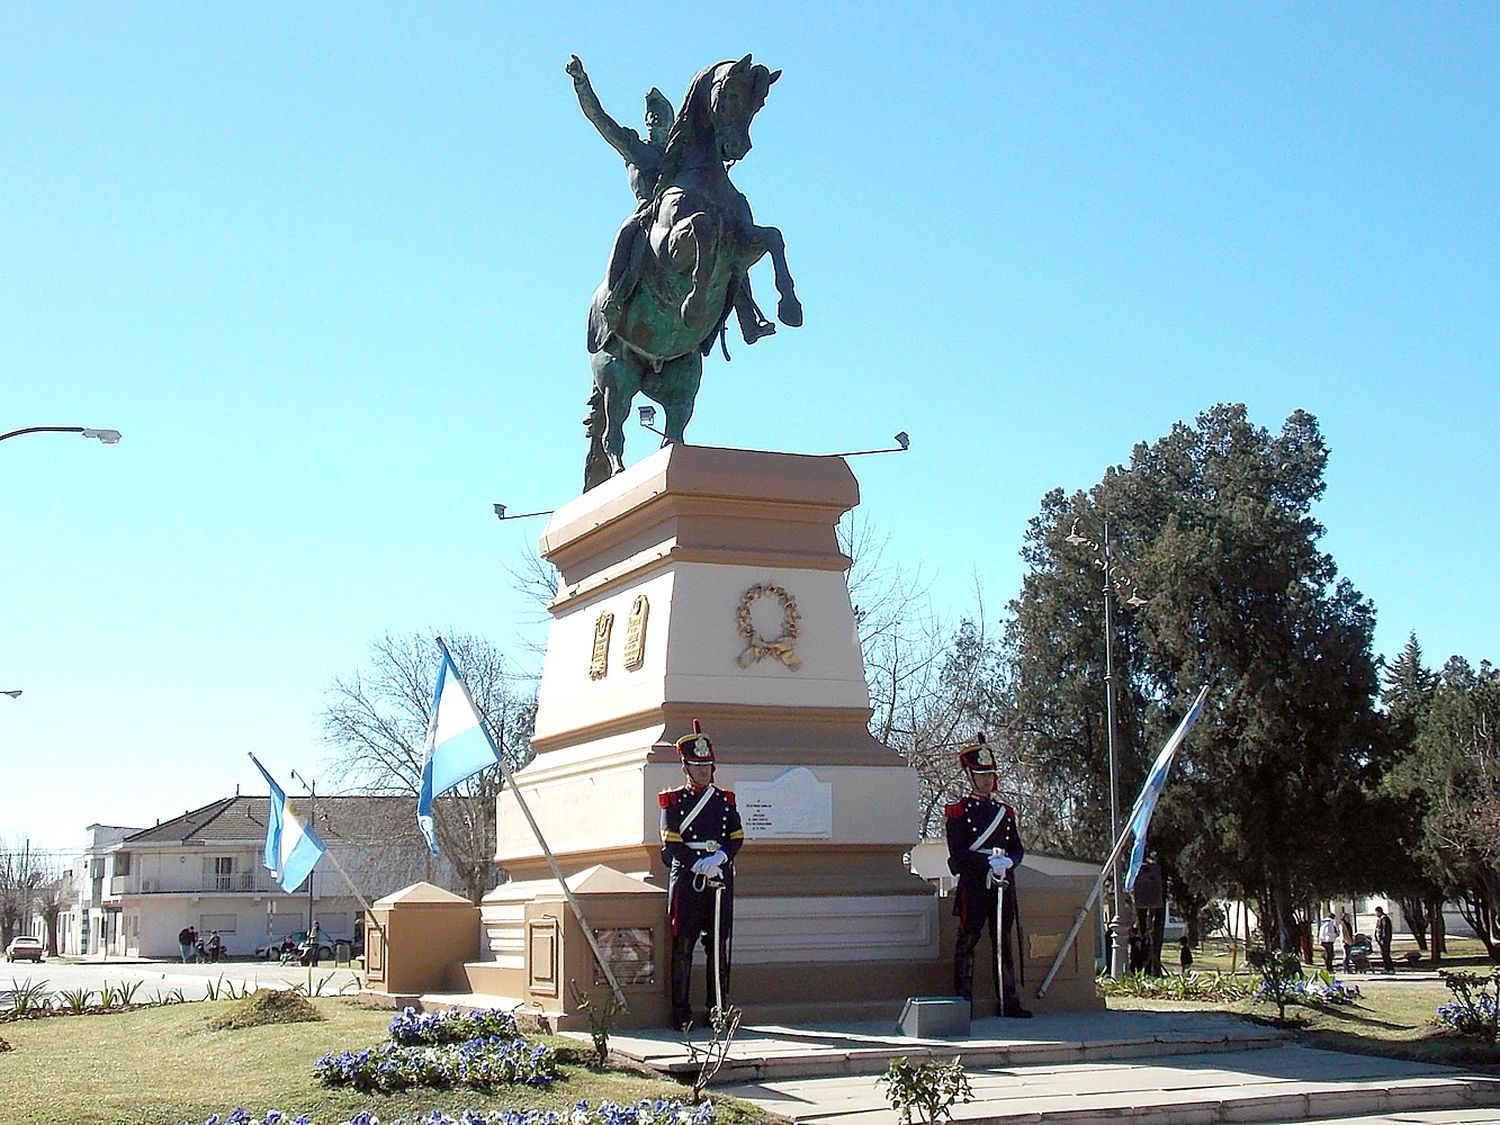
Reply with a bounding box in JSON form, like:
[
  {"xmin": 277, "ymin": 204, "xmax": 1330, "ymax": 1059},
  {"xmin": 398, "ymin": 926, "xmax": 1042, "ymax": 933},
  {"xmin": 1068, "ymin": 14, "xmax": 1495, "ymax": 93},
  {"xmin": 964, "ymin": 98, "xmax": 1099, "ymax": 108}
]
[
  {"xmin": 1065, "ymin": 515, "xmax": 1147, "ymax": 979},
  {"xmin": 290, "ymin": 770, "xmax": 317, "ymax": 940}
]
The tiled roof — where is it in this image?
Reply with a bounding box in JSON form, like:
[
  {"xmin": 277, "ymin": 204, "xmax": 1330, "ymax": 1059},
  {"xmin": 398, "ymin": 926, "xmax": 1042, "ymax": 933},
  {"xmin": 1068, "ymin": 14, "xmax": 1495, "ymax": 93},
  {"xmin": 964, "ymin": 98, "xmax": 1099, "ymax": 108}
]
[{"xmin": 123, "ymin": 795, "xmax": 418, "ymax": 845}]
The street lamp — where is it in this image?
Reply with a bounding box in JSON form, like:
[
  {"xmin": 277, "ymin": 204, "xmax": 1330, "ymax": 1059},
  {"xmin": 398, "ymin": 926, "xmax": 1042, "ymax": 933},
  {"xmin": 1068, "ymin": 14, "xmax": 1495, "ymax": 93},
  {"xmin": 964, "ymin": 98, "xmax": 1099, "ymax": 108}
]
[
  {"xmin": 1, "ymin": 425, "xmax": 122, "ymax": 445},
  {"xmin": 1063, "ymin": 514, "xmax": 1148, "ymax": 979},
  {"xmin": 2, "ymin": 690, "xmax": 20, "ymax": 699}
]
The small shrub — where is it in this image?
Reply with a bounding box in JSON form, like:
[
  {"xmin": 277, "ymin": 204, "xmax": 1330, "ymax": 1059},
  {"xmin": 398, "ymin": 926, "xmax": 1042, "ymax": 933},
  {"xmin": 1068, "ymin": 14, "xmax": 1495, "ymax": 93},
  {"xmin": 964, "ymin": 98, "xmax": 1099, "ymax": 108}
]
[
  {"xmin": 58, "ymin": 987, "xmax": 95, "ymax": 1013},
  {"xmin": 878, "ymin": 1056, "xmax": 974, "ymax": 1125},
  {"xmin": 683, "ymin": 1006, "xmax": 742, "ymax": 1103},
  {"xmin": 1099, "ymin": 969, "xmax": 1251, "ymax": 1002},
  {"xmin": 5, "ymin": 978, "xmax": 51, "ymax": 1016},
  {"xmin": 209, "ymin": 988, "xmax": 324, "ymax": 1031},
  {"xmin": 569, "ymin": 980, "xmax": 629, "ymax": 1068},
  {"xmin": 1436, "ymin": 969, "xmax": 1500, "ymax": 1048},
  {"xmin": 1250, "ymin": 950, "xmax": 1305, "ymax": 1026}
]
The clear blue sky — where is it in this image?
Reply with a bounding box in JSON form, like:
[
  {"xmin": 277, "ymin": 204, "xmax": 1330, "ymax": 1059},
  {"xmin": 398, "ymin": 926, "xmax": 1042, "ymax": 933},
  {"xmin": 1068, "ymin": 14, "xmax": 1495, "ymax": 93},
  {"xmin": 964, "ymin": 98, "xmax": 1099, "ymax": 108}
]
[{"xmin": 4, "ymin": 4, "xmax": 1497, "ymax": 852}]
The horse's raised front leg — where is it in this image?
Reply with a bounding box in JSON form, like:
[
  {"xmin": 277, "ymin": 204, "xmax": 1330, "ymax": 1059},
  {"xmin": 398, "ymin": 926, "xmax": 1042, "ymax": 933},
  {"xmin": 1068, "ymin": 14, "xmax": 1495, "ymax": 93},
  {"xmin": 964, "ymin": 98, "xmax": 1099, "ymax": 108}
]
[
  {"xmin": 667, "ymin": 211, "xmax": 722, "ymax": 330},
  {"xmin": 591, "ymin": 343, "xmax": 644, "ymax": 481},
  {"xmin": 750, "ymin": 224, "xmax": 802, "ymax": 327}
]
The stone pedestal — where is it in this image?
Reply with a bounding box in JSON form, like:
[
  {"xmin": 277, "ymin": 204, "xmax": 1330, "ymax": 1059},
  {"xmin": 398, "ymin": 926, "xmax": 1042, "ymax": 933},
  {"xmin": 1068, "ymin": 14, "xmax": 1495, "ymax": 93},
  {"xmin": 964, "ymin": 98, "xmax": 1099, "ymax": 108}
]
[
  {"xmin": 474, "ymin": 444, "xmax": 1100, "ymax": 1024},
  {"xmin": 483, "ymin": 445, "xmax": 937, "ymax": 1022},
  {"xmin": 365, "ymin": 882, "xmax": 479, "ymax": 999}
]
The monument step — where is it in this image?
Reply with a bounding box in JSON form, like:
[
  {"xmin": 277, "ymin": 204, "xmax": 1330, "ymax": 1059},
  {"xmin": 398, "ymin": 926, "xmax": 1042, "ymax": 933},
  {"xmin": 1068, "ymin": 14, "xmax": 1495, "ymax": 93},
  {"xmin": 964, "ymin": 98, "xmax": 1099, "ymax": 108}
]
[
  {"xmin": 716, "ymin": 1045, "xmax": 1500, "ymax": 1125},
  {"xmin": 592, "ymin": 1010, "xmax": 1290, "ymax": 1086}
]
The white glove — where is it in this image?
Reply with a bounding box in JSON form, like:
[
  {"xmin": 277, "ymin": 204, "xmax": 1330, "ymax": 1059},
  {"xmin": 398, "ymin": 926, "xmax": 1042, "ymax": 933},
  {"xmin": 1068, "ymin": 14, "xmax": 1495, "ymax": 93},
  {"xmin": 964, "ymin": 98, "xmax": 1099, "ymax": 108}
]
[
  {"xmin": 692, "ymin": 851, "xmax": 727, "ymax": 876},
  {"xmin": 988, "ymin": 853, "xmax": 1014, "ymax": 875}
]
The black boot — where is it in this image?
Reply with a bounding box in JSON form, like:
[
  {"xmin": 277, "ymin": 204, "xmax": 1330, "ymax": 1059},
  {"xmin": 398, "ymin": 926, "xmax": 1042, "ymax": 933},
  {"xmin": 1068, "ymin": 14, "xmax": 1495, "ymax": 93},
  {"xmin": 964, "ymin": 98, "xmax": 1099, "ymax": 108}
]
[
  {"xmin": 669, "ymin": 943, "xmax": 694, "ymax": 1030},
  {"xmin": 954, "ymin": 952, "xmax": 974, "ymax": 1002},
  {"xmin": 1002, "ymin": 994, "xmax": 1033, "ymax": 1018}
]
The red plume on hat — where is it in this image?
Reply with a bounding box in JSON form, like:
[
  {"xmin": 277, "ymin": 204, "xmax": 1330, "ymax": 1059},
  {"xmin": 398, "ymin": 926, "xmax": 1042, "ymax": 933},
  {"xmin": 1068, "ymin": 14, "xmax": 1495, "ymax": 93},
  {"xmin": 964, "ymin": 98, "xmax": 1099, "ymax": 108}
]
[
  {"xmin": 957, "ymin": 731, "xmax": 997, "ymax": 774},
  {"xmin": 675, "ymin": 719, "xmax": 715, "ymax": 765}
]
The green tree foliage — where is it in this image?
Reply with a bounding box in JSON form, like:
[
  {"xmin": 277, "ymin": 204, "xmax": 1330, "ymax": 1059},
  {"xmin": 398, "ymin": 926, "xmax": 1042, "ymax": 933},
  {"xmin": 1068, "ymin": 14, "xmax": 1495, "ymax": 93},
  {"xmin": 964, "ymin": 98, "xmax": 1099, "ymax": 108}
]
[
  {"xmin": 1377, "ymin": 633, "xmax": 1451, "ymax": 958},
  {"xmin": 1004, "ymin": 404, "xmax": 1383, "ymax": 948},
  {"xmin": 1387, "ymin": 655, "xmax": 1500, "ymax": 959}
]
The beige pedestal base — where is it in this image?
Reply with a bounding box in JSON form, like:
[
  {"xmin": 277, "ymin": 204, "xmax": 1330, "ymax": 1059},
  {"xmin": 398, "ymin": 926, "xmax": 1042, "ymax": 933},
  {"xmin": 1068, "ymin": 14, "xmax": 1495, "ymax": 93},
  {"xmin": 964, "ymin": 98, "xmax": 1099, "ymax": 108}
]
[{"xmin": 401, "ymin": 445, "xmax": 1103, "ymax": 1027}]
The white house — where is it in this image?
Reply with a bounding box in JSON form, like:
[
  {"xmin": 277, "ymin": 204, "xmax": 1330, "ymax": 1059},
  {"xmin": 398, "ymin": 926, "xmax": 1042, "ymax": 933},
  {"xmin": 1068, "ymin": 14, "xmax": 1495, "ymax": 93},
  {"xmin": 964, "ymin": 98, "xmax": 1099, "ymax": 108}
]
[
  {"xmin": 55, "ymin": 824, "xmax": 142, "ymax": 957},
  {"xmin": 103, "ymin": 795, "xmax": 461, "ymax": 958}
]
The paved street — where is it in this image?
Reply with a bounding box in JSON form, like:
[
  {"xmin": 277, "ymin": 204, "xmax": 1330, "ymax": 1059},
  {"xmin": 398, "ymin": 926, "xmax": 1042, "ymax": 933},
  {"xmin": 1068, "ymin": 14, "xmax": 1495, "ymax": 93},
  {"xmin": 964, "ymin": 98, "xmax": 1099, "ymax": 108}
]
[{"xmin": 0, "ymin": 956, "xmax": 363, "ymax": 1003}]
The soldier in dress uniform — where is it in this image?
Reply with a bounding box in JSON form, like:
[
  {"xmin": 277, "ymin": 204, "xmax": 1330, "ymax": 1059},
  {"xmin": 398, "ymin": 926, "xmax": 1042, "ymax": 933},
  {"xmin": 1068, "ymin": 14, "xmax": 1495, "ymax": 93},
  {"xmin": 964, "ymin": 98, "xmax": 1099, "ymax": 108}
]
[
  {"xmin": 659, "ymin": 720, "xmax": 745, "ymax": 1030},
  {"xmin": 946, "ymin": 733, "xmax": 1032, "ymax": 1018}
]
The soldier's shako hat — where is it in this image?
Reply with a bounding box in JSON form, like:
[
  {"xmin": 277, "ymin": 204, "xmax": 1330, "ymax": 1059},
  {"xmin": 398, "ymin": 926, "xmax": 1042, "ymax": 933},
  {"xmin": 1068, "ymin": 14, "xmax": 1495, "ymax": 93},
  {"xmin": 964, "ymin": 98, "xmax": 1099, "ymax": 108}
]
[
  {"xmin": 957, "ymin": 732, "xmax": 997, "ymax": 775},
  {"xmin": 675, "ymin": 719, "xmax": 715, "ymax": 765}
]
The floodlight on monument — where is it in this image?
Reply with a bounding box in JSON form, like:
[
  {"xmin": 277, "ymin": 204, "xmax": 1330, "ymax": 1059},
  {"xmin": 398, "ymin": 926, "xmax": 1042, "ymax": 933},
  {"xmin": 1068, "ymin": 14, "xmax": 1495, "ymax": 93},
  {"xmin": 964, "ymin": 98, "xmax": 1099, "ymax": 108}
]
[
  {"xmin": 493, "ymin": 502, "xmax": 555, "ymax": 522},
  {"xmin": 636, "ymin": 405, "xmax": 666, "ymax": 440},
  {"xmin": 1, "ymin": 425, "xmax": 123, "ymax": 445},
  {"xmin": 828, "ymin": 431, "xmax": 913, "ymax": 458}
]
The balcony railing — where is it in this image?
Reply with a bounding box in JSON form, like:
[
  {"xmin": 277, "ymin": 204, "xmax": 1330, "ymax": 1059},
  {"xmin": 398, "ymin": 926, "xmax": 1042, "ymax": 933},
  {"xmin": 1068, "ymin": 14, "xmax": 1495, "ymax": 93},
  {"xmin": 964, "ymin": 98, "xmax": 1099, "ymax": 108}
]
[{"xmin": 112, "ymin": 871, "xmax": 280, "ymax": 895}]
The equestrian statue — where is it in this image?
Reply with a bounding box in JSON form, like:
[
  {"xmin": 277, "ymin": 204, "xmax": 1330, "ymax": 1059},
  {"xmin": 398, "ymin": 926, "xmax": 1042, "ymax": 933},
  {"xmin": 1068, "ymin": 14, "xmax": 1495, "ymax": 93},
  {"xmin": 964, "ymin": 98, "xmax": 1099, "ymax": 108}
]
[{"xmin": 567, "ymin": 55, "xmax": 802, "ymax": 491}]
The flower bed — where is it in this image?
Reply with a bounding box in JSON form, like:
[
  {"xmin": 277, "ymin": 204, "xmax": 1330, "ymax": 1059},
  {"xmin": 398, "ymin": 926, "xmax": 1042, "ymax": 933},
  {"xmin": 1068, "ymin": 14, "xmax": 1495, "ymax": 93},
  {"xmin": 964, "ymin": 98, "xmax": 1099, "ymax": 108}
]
[
  {"xmin": 1252, "ymin": 971, "xmax": 1362, "ymax": 1005},
  {"xmin": 197, "ymin": 1098, "xmax": 716, "ymax": 1125},
  {"xmin": 387, "ymin": 1006, "xmax": 518, "ymax": 1045},
  {"xmin": 314, "ymin": 1036, "xmax": 555, "ymax": 1093}
]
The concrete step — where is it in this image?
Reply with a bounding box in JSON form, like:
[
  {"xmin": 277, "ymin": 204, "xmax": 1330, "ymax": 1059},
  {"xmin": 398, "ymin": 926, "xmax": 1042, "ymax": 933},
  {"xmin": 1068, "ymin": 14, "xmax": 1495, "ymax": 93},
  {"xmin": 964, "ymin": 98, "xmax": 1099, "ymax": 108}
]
[
  {"xmin": 594, "ymin": 1010, "xmax": 1289, "ymax": 1086},
  {"xmin": 719, "ymin": 1045, "xmax": 1500, "ymax": 1125}
]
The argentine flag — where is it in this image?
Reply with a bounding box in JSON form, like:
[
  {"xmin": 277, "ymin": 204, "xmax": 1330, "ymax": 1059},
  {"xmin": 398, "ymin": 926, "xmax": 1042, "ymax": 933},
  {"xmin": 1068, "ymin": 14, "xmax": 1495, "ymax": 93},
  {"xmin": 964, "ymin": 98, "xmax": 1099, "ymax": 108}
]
[
  {"xmin": 418, "ymin": 648, "xmax": 501, "ymax": 854},
  {"xmin": 1124, "ymin": 684, "xmax": 1211, "ymax": 893},
  {"xmin": 249, "ymin": 754, "xmax": 326, "ymax": 894}
]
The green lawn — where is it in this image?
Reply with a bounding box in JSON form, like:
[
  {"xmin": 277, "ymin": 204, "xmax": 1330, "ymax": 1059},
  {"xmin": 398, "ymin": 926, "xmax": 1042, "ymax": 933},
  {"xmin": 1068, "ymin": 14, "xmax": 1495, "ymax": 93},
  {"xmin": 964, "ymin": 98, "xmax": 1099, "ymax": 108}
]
[
  {"xmin": 1185, "ymin": 935, "xmax": 1496, "ymax": 976},
  {"xmin": 1108, "ymin": 977, "xmax": 1500, "ymax": 1071},
  {"xmin": 0, "ymin": 999, "xmax": 770, "ymax": 1125}
]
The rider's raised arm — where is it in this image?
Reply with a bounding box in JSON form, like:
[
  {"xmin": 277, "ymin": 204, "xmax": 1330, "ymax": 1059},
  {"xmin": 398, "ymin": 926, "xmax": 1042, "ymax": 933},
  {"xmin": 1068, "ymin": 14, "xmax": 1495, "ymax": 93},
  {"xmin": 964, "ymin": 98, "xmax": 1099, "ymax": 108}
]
[{"xmin": 566, "ymin": 55, "xmax": 650, "ymax": 168}]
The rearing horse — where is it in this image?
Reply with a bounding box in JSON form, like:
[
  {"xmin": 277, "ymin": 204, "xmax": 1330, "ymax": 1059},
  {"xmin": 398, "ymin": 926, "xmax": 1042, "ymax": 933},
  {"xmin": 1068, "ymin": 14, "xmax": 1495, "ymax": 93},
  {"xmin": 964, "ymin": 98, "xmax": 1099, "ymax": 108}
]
[{"xmin": 582, "ymin": 55, "xmax": 802, "ymax": 491}]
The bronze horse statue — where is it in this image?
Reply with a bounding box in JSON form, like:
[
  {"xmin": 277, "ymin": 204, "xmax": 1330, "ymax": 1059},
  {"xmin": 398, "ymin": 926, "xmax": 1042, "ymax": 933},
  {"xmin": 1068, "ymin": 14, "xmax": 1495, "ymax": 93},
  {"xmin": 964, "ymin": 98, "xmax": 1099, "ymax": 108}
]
[{"xmin": 582, "ymin": 55, "xmax": 801, "ymax": 491}]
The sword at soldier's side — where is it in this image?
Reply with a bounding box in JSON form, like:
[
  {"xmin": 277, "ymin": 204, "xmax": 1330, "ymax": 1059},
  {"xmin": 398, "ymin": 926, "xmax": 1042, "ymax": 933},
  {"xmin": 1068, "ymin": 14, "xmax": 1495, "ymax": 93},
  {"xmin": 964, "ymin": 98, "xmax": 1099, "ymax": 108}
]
[
  {"xmin": 711, "ymin": 878, "xmax": 725, "ymax": 1017},
  {"xmin": 993, "ymin": 851, "xmax": 1006, "ymax": 1015}
]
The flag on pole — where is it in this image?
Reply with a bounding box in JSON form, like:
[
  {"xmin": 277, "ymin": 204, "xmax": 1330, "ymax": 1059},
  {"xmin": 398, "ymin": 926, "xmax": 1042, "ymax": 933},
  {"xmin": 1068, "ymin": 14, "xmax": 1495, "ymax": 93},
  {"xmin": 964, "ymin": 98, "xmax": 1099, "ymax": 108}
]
[
  {"xmin": 248, "ymin": 753, "xmax": 326, "ymax": 894},
  {"xmin": 418, "ymin": 646, "xmax": 502, "ymax": 854},
  {"xmin": 1124, "ymin": 684, "xmax": 1211, "ymax": 892}
]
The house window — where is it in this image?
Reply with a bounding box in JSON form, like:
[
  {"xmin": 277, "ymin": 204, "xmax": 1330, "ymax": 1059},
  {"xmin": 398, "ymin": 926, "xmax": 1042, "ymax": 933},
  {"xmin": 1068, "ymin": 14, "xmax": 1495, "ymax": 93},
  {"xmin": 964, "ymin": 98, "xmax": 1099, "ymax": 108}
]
[
  {"xmin": 91, "ymin": 858, "xmax": 105, "ymax": 880},
  {"xmin": 114, "ymin": 852, "xmax": 132, "ymax": 876},
  {"xmin": 213, "ymin": 857, "xmax": 234, "ymax": 891},
  {"xmin": 199, "ymin": 913, "xmax": 237, "ymax": 935}
]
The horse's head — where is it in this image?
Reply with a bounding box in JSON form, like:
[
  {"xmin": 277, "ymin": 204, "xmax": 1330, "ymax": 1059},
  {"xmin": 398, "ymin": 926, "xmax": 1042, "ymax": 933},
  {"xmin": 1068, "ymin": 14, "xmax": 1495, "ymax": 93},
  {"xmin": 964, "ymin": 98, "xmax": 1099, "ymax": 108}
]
[{"xmin": 708, "ymin": 54, "xmax": 780, "ymax": 163}]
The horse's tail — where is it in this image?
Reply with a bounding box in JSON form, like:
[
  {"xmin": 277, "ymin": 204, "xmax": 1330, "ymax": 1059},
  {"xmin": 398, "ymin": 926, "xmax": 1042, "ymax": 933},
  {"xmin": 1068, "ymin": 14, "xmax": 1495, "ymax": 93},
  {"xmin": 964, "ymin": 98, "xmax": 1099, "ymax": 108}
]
[{"xmin": 582, "ymin": 383, "xmax": 611, "ymax": 492}]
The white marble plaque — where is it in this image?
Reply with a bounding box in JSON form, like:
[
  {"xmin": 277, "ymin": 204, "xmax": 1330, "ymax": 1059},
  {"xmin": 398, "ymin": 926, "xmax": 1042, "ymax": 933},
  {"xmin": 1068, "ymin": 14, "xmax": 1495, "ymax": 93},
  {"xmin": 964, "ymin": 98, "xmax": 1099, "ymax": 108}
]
[{"xmin": 737, "ymin": 767, "xmax": 833, "ymax": 838}]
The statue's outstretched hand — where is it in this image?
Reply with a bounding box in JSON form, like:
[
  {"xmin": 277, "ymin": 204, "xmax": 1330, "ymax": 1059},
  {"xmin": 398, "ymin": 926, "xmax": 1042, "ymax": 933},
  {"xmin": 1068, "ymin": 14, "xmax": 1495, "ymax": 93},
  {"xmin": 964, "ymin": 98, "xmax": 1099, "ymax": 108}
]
[{"xmin": 566, "ymin": 55, "xmax": 586, "ymax": 81}]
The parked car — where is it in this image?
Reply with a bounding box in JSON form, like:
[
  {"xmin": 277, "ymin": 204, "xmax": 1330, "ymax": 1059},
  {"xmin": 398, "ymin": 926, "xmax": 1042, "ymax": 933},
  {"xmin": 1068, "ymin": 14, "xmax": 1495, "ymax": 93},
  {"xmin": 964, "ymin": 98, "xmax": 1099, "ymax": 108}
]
[{"xmin": 5, "ymin": 936, "xmax": 46, "ymax": 962}]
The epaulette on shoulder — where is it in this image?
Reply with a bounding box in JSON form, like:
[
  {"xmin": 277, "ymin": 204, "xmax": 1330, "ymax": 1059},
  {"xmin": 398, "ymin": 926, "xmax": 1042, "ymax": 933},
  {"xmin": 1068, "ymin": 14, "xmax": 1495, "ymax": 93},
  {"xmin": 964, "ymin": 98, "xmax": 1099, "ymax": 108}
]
[
  {"xmin": 945, "ymin": 800, "xmax": 965, "ymax": 819},
  {"xmin": 720, "ymin": 789, "xmax": 735, "ymax": 805},
  {"xmin": 658, "ymin": 789, "xmax": 677, "ymax": 809}
]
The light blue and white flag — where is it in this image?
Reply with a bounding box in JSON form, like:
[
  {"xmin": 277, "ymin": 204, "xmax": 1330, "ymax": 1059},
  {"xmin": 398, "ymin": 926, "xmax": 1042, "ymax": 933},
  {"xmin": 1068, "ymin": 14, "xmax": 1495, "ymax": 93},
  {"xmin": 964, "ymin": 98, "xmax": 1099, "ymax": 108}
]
[
  {"xmin": 248, "ymin": 753, "xmax": 326, "ymax": 894},
  {"xmin": 1124, "ymin": 684, "xmax": 1211, "ymax": 892},
  {"xmin": 418, "ymin": 647, "xmax": 502, "ymax": 854}
]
